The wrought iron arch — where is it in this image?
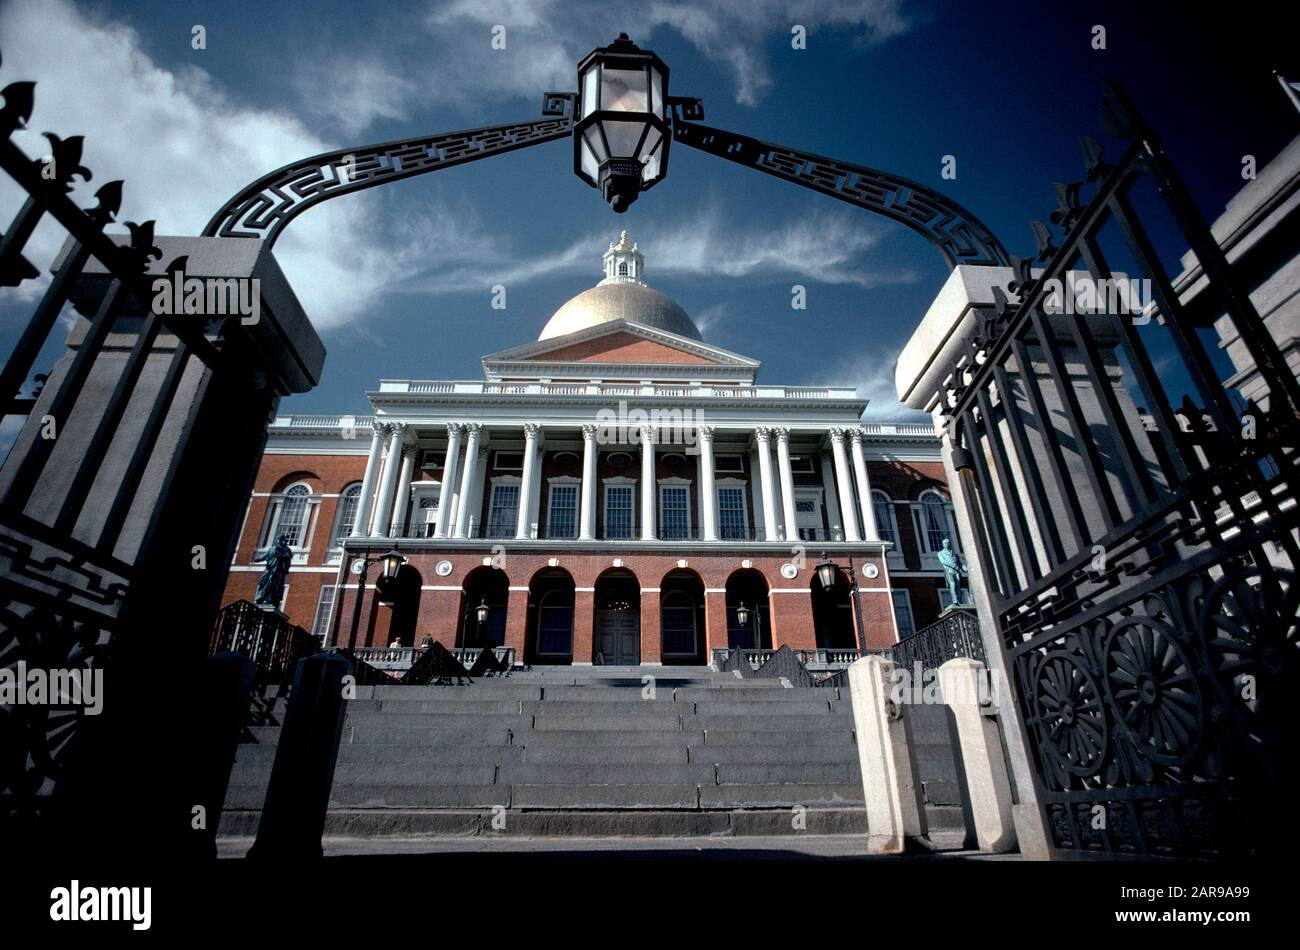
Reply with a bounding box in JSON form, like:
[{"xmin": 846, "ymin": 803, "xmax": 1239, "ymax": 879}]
[
  {"xmin": 206, "ymin": 88, "xmax": 1007, "ymax": 270},
  {"xmin": 203, "ymin": 93, "xmax": 578, "ymax": 246},
  {"xmin": 667, "ymin": 100, "xmax": 1010, "ymax": 269}
]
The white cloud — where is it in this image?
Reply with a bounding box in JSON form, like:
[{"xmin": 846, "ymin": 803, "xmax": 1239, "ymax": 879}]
[
  {"xmin": 651, "ymin": 207, "xmax": 915, "ymax": 289},
  {"xmin": 398, "ymin": 205, "xmax": 915, "ymax": 295},
  {"xmin": 290, "ymin": 1, "xmax": 912, "ymax": 134},
  {"xmin": 0, "ymin": 0, "xmax": 482, "ymax": 331},
  {"xmin": 812, "ymin": 345, "xmax": 929, "ymax": 421}
]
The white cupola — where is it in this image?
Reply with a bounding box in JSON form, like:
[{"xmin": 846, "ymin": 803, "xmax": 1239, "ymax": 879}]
[{"xmin": 599, "ymin": 230, "xmax": 645, "ymax": 285}]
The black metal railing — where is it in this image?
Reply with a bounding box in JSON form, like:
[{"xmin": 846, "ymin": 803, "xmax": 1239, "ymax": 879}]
[
  {"xmin": 710, "ymin": 610, "xmax": 985, "ymax": 688},
  {"xmin": 892, "ymin": 609, "xmax": 985, "ymax": 672},
  {"xmin": 209, "ymin": 599, "xmax": 321, "ymax": 691}
]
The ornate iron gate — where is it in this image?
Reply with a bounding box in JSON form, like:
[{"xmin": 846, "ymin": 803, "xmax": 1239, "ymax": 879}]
[
  {"xmin": 942, "ymin": 83, "xmax": 1300, "ymax": 857},
  {"xmin": 0, "ymin": 49, "xmax": 293, "ymax": 846}
]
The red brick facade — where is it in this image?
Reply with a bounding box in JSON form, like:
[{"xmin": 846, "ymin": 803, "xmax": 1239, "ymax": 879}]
[{"xmin": 222, "ymin": 450, "xmax": 954, "ymax": 661}]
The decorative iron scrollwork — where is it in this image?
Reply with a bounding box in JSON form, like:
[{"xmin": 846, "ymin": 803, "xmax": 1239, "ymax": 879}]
[
  {"xmin": 1032, "ymin": 651, "xmax": 1108, "ymax": 781},
  {"xmin": 671, "ymin": 120, "xmax": 1009, "ymax": 269},
  {"xmin": 1101, "ymin": 614, "xmax": 1204, "ymax": 768},
  {"xmin": 204, "ymin": 111, "xmax": 573, "ymax": 246}
]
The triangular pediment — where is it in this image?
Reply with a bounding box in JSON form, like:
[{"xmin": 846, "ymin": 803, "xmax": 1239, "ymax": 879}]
[
  {"xmin": 482, "ymin": 320, "xmax": 760, "ymax": 374},
  {"xmin": 524, "ymin": 330, "xmax": 717, "ymax": 365}
]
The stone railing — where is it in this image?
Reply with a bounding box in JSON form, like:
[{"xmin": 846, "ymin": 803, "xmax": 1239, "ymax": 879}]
[
  {"xmin": 352, "ymin": 644, "xmax": 516, "ymax": 673},
  {"xmin": 373, "ymin": 380, "xmax": 861, "ymax": 400},
  {"xmin": 710, "ymin": 646, "xmax": 883, "ymax": 673},
  {"xmin": 857, "ymin": 422, "xmax": 936, "ymax": 437}
]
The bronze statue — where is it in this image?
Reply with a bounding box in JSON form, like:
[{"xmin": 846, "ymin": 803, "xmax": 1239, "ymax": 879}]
[
  {"xmin": 253, "ymin": 534, "xmax": 293, "ymax": 608},
  {"xmin": 937, "ymin": 537, "xmax": 969, "ymax": 606}
]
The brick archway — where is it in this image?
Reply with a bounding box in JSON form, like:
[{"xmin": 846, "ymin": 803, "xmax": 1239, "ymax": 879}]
[
  {"xmin": 459, "ymin": 566, "xmax": 509, "ymax": 649},
  {"xmin": 592, "ymin": 568, "xmax": 640, "ymax": 665}
]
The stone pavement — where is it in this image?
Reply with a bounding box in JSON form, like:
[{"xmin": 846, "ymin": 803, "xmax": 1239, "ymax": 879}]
[{"xmin": 217, "ymin": 832, "xmax": 1021, "ymax": 860}]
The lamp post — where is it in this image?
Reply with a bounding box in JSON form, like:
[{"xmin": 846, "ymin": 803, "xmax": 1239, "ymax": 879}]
[
  {"xmin": 735, "ymin": 600, "xmax": 757, "ymax": 651},
  {"xmin": 470, "ymin": 597, "xmax": 490, "ymax": 661},
  {"xmin": 815, "ymin": 552, "xmax": 866, "ymax": 652},
  {"xmin": 345, "ymin": 548, "xmax": 406, "ymax": 653}
]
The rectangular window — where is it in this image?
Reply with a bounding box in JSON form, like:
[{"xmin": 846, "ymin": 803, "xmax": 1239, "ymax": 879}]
[
  {"xmin": 312, "ymin": 586, "xmax": 335, "ymax": 644},
  {"xmin": 660, "ymin": 485, "xmax": 690, "ymax": 540},
  {"xmin": 892, "ymin": 590, "xmax": 916, "ymax": 639},
  {"xmin": 487, "ymin": 484, "xmax": 519, "ymax": 537},
  {"xmin": 795, "ymin": 498, "xmax": 819, "ymax": 541},
  {"xmin": 661, "ymin": 598, "xmax": 697, "ymax": 656},
  {"xmin": 494, "ymin": 451, "xmax": 523, "ymax": 470},
  {"xmin": 548, "ymin": 484, "xmax": 578, "ymax": 539},
  {"xmin": 605, "ymin": 485, "xmax": 634, "ymax": 539},
  {"xmin": 790, "ymin": 455, "xmax": 816, "ymax": 474},
  {"xmin": 420, "ymin": 450, "xmax": 444, "ymax": 470},
  {"xmin": 717, "ymin": 487, "xmax": 748, "ymax": 540},
  {"xmin": 714, "ymin": 454, "xmax": 744, "ymax": 474}
]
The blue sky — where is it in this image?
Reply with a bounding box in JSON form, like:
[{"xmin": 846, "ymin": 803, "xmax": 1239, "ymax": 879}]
[{"xmin": 1, "ymin": 0, "xmax": 1296, "ymax": 430}]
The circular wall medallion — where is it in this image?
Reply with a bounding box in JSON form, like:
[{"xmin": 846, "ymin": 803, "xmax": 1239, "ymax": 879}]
[
  {"xmin": 780, "ymin": 563, "xmax": 798, "ymax": 580},
  {"xmin": 350, "ymin": 558, "xmax": 366, "ymax": 575},
  {"xmin": 435, "ymin": 559, "xmax": 453, "ymax": 577},
  {"xmin": 862, "ymin": 564, "xmax": 880, "ymax": 579}
]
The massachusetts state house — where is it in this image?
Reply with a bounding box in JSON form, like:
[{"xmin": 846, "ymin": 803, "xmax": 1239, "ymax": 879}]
[{"xmin": 222, "ymin": 233, "xmax": 962, "ymax": 665}]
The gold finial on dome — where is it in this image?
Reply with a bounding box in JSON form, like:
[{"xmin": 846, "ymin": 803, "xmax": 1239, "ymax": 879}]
[{"xmin": 615, "ymin": 229, "xmax": 632, "ymax": 251}]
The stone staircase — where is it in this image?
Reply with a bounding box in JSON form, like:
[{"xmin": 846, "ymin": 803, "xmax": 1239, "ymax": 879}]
[{"xmin": 219, "ymin": 666, "xmax": 970, "ymax": 843}]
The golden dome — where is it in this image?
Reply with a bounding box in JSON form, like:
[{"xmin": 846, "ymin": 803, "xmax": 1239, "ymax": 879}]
[{"xmin": 539, "ymin": 282, "xmax": 702, "ymax": 341}]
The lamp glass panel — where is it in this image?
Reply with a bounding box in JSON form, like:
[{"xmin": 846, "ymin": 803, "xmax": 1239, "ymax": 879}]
[
  {"xmin": 580, "ymin": 136, "xmax": 599, "ymax": 180},
  {"xmin": 600, "ymin": 67, "xmax": 648, "ymax": 112},
  {"xmin": 583, "ymin": 126, "xmax": 608, "ymax": 163},
  {"xmin": 600, "ymin": 118, "xmax": 646, "ymax": 160},
  {"xmin": 649, "ymin": 67, "xmax": 663, "ymax": 116},
  {"xmin": 642, "ymin": 150, "xmax": 661, "ymax": 184},
  {"xmin": 581, "ymin": 66, "xmax": 598, "ymax": 119},
  {"xmin": 637, "ymin": 126, "xmax": 662, "ymax": 162}
]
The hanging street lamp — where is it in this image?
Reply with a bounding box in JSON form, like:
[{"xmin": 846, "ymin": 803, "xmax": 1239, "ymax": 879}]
[
  {"xmin": 814, "ymin": 552, "xmax": 840, "ymax": 591},
  {"xmin": 573, "ymin": 32, "xmax": 670, "ymax": 212},
  {"xmin": 735, "ymin": 600, "xmax": 750, "ymax": 628}
]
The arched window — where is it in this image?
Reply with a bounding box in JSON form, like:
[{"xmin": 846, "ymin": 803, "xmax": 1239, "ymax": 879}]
[
  {"xmin": 915, "ymin": 488, "xmax": 955, "ymax": 554},
  {"xmin": 872, "ymin": 489, "xmax": 898, "ymax": 546},
  {"xmin": 259, "ymin": 482, "xmax": 317, "ymax": 552},
  {"xmin": 331, "ymin": 483, "xmax": 364, "ymax": 547},
  {"xmin": 617, "ymin": 261, "xmax": 629, "ymax": 276}
]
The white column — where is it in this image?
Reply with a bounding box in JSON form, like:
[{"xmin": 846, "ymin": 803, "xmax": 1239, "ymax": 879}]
[
  {"xmin": 820, "ymin": 452, "xmax": 844, "ymax": 541},
  {"xmin": 434, "ymin": 423, "xmax": 462, "ymax": 539},
  {"xmin": 516, "ymin": 423, "xmax": 541, "ymax": 539},
  {"xmin": 850, "ymin": 427, "xmax": 880, "ymax": 542},
  {"xmin": 774, "ymin": 427, "xmax": 798, "ymax": 542},
  {"xmin": 389, "ymin": 443, "xmax": 418, "ymax": 536},
  {"xmin": 698, "ymin": 426, "xmax": 717, "ymax": 541},
  {"xmin": 453, "ymin": 424, "xmax": 483, "ymax": 539},
  {"xmin": 579, "ymin": 424, "xmax": 597, "ymax": 540},
  {"xmin": 640, "ymin": 424, "xmax": 657, "ymax": 540},
  {"xmin": 370, "ymin": 422, "xmax": 406, "ymax": 539},
  {"xmin": 467, "ymin": 446, "xmax": 489, "ymax": 538},
  {"xmin": 830, "ymin": 428, "xmax": 862, "ymax": 542},
  {"xmin": 353, "ymin": 424, "xmax": 386, "ymax": 537},
  {"xmin": 750, "ymin": 448, "xmax": 766, "ymax": 539},
  {"xmin": 754, "ymin": 427, "xmax": 779, "ymax": 541},
  {"xmin": 527, "ymin": 431, "xmax": 544, "ymax": 535}
]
